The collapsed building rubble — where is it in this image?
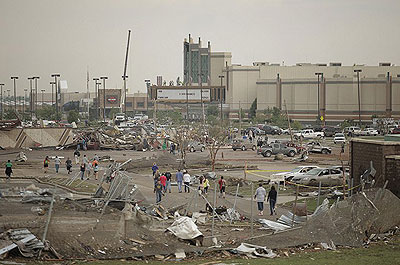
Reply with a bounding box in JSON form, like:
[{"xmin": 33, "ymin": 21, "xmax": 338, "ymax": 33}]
[{"xmin": 247, "ymin": 188, "xmax": 400, "ymax": 249}]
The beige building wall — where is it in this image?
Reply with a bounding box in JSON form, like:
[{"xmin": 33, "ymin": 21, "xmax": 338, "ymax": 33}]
[
  {"xmin": 393, "ymin": 79, "xmax": 400, "ymax": 113},
  {"xmin": 226, "ymin": 66, "xmax": 260, "ymax": 111},
  {"xmin": 210, "ymin": 52, "xmax": 232, "ymax": 86}
]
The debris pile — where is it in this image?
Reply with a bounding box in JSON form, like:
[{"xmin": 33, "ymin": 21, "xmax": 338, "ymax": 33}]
[{"xmin": 248, "ymin": 188, "xmax": 400, "ymax": 249}]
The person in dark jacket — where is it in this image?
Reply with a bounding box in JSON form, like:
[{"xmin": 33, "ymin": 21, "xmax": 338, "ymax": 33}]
[
  {"xmin": 5, "ymin": 160, "xmax": 12, "ymax": 180},
  {"xmin": 267, "ymin": 186, "xmax": 278, "ymax": 215}
]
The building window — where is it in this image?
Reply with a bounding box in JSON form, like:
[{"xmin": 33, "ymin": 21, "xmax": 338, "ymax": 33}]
[
  {"xmin": 137, "ymin": 102, "xmax": 144, "ymax": 108},
  {"xmin": 125, "ymin": 102, "xmax": 133, "ymax": 107}
]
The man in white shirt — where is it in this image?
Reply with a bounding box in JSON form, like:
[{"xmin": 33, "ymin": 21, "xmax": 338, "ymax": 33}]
[
  {"xmin": 183, "ymin": 170, "xmax": 191, "ymax": 193},
  {"xmin": 254, "ymin": 183, "xmax": 267, "ymax": 216}
]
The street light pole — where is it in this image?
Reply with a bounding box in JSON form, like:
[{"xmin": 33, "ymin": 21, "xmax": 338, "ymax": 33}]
[
  {"xmin": 23, "ymin": 88, "xmax": 27, "ymax": 118},
  {"xmin": 51, "ymin": 74, "xmax": 60, "ymax": 121},
  {"xmin": 354, "ymin": 69, "xmax": 362, "ymax": 127},
  {"xmin": 41, "ymin": 89, "xmax": 45, "ymax": 109},
  {"xmin": 218, "ymin": 75, "xmax": 225, "ymax": 121},
  {"xmin": 315, "ymin": 72, "xmax": 323, "ymax": 121},
  {"xmin": 32, "ymin": 77, "xmax": 40, "ymax": 115},
  {"xmin": 7, "ymin": 90, "xmax": 10, "ymax": 111},
  {"xmin": 145, "ymin": 79, "xmax": 151, "ymax": 113},
  {"xmin": 0, "ymin": 83, "xmax": 4, "ymax": 120},
  {"xmin": 93, "ymin": 78, "xmax": 99, "ymax": 119},
  {"xmin": 11, "ymin": 77, "xmax": 18, "ymax": 113},
  {"xmin": 50, "ymin": 82, "xmax": 55, "ymax": 107},
  {"xmin": 100, "ymin": 76, "xmax": 108, "ymax": 122}
]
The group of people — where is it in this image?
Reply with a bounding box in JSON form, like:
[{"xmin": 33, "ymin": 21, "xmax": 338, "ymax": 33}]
[
  {"xmin": 42, "ymin": 150, "xmax": 100, "ymax": 180},
  {"xmin": 152, "ymin": 162, "xmax": 211, "ymax": 203}
]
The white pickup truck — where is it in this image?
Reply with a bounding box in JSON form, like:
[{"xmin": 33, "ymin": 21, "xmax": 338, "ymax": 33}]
[{"xmin": 294, "ymin": 129, "xmax": 324, "ymax": 139}]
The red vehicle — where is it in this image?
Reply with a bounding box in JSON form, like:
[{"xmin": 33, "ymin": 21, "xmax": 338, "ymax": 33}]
[{"xmin": 391, "ymin": 127, "xmax": 400, "ymax": 134}]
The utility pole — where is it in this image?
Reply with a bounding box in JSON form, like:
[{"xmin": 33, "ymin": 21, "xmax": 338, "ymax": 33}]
[
  {"xmin": 284, "ymin": 100, "xmax": 293, "ymax": 142},
  {"xmin": 315, "ymin": 72, "xmax": 323, "ymax": 121},
  {"xmin": 11, "ymin": 77, "xmax": 18, "ymax": 113},
  {"xmin": 23, "ymin": 88, "xmax": 27, "ymax": 118},
  {"xmin": 0, "ymin": 83, "xmax": 4, "ymax": 120},
  {"xmin": 218, "ymin": 75, "xmax": 225, "ymax": 121},
  {"xmin": 354, "ymin": 69, "xmax": 362, "ymax": 127},
  {"xmin": 86, "ymin": 69, "xmax": 90, "ymax": 119},
  {"xmin": 122, "ymin": 29, "xmax": 131, "ymax": 114},
  {"xmin": 100, "ymin": 76, "xmax": 108, "ymax": 122},
  {"xmin": 239, "ymin": 101, "xmax": 242, "ymax": 136},
  {"xmin": 51, "ymin": 74, "xmax": 60, "ymax": 120}
]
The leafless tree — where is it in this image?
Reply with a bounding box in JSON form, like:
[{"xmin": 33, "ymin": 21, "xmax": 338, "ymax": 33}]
[{"xmin": 204, "ymin": 125, "xmax": 229, "ymax": 172}]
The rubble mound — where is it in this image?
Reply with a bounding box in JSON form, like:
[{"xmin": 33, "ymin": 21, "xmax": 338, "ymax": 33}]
[{"xmin": 248, "ymin": 188, "xmax": 400, "ymax": 248}]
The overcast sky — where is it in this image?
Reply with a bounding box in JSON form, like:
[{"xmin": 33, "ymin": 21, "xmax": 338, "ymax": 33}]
[{"xmin": 1, "ymin": 0, "xmax": 399, "ymax": 95}]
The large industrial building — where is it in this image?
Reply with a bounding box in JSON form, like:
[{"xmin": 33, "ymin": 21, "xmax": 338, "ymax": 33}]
[{"xmin": 150, "ymin": 35, "xmax": 400, "ymax": 123}]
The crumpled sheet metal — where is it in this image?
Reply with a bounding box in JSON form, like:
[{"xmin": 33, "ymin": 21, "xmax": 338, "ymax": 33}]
[
  {"xmin": 0, "ymin": 229, "xmax": 44, "ymax": 258},
  {"xmin": 167, "ymin": 216, "xmax": 203, "ymax": 240},
  {"xmin": 235, "ymin": 243, "xmax": 276, "ymax": 258}
]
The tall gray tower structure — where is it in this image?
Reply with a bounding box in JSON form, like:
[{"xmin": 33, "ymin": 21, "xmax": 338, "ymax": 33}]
[{"xmin": 183, "ymin": 34, "xmax": 211, "ymax": 85}]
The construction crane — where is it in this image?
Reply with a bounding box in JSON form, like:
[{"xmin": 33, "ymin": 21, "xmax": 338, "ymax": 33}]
[{"xmin": 122, "ymin": 30, "xmax": 131, "ymax": 114}]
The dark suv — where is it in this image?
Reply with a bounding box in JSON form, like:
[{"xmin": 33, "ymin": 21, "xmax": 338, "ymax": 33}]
[{"xmin": 263, "ymin": 125, "xmax": 281, "ymax": 135}]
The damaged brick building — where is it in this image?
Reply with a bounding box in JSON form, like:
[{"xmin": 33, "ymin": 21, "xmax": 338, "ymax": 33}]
[{"xmin": 350, "ymin": 138, "xmax": 400, "ymax": 198}]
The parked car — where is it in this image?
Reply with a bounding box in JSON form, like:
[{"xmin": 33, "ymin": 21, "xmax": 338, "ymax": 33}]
[
  {"xmin": 258, "ymin": 143, "xmax": 297, "ymax": 157},
  {"xmin": 246, "ymin": 127, "xmax": 266, "ymax": 135},
  {"xmin": 333, "ymin": 133, "xmax": 346, "ymax": 144},
  {"xmin": 307, "ymin": 141, "xmax": 332, "ymax": 154},
  {"xmin": 292, "ymin": 167, "xmax": 344, "ymax": 186},
  {"xmin": 262, "ymin": 125, "xmax": 282, "ymax": 135},
  {"xmin": 187, "ymin": 141, "xmax": 205, "ymax": 152},
  {"xmin": 323, "ymin": 126, "xmax": 342, "ymax": 137},
  {"xmin": 344, "ymin": 126, "xmax": 361, "ymax": 136},
  {"xmin": 270, "ymin": 165, "xmax": 319, "ymax": 183},
  {"xmin": 360, "ymin": 128, "xmax": 379, "ymax": 136},
  {"xmin": 294, "ymin": 129, "xmax": 324, "ymax": 139},
  {"xmin": 232, "ymin": 139, "xmax": 256, "ymax": 151},
  {"xmin": 391, "ymin": 127, "xmax": 400, "ymax": 134}
]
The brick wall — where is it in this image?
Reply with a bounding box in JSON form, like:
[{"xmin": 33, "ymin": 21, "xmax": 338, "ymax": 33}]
[
  {"xmin": 385, "ymin": 157, "xmax": 400, "ymax": 198},
  {"xmin": 350, "ymin": 139, "xmax": 400, "ymax": 198}
]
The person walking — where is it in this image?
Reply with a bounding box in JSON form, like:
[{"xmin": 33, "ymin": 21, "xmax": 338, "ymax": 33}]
[
  {"xmin": 153, "ymin": 170, "xmax": 160, "ymax": 187},
  {"xmin": 43, "ymin": 156, "xmax": 50, "ymax": 173},
  {"xmin": 154, "ymin": 179, "xmax": 163, "ymax": 204},
  {"xmin": 183, "ymin": 170, "xmax": 191, "ymax": 193},
  {"xmin": 54, "ymin": 156, "xmax": 61, "ymax": 173},
  {"xmin": 165, "ymin": 171, "xmax": 172, "ymax": 193},
  {"xmin": 218, "ymin": 176, "xmax": 226, "ymax": 198},
  {"xmin": 79, "ymin": 163, "xmax": 86, "ymax": 180},
  {"xmin": 5, "ymin": 160, "xmax": 12, "ymax": 180},
  {"xmin": 86, "ymin": 160, "xmax": 92, "ymax": 180},
  {"xmin": 254, "ymin": 183, "xmax": 267, "ymax": 216},
  {"xmin": 203, "ymin": 177, "xmax": 210, "ymax": 195},
  {"xmin": 160, "ymin": 173, "xmax": 167, "ymax": 193},
  {"xmin": 82, "ymin": 154, "xmax": 88, "ymax": 178},
  {"xmin": 152, "ymin": 162, "xmax": 158, "ymax": 176},
  {"xmin": 267, "ymin": 185, "xmax": 278, "ymax": 216},
  {"xmin": 93, "ymin": 161, "xmax": 99, "ymax": 180},
  {"xmin": 74, "ymin": 149, "xmax": 80, "ymax": 164},
  {"xmin": 176, "ymin": 169, "xmax": 183, "ymax": 193},
  {"xmin": 65, "ymin": 157, "xmax": 72, "ymax": 174}
]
